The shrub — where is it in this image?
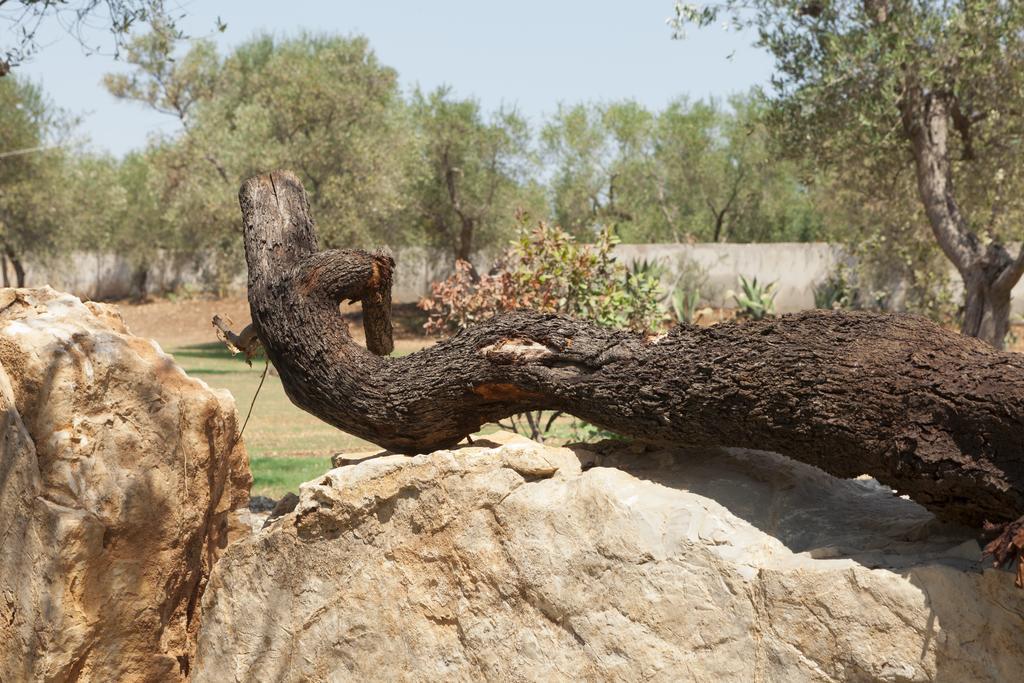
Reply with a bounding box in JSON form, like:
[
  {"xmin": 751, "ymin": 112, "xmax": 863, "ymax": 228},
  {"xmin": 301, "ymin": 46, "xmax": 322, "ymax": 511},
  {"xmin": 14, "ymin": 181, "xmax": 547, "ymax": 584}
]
[
  {"xmin": 420, "ymin": 221, "xmax": 663, "ymax": 335},
  {"xmin": 671, "ymin": 286, "xmax": 701, "ymax": 324},
  {"xmin": 813, "ymin": 266, "xmax": 853, "ymax": 310}
]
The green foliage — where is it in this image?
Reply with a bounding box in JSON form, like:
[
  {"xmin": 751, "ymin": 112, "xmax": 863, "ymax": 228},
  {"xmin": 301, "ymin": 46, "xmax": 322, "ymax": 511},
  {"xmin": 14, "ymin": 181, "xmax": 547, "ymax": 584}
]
[
  {"xmin": 101, "ymin": 30, "xmax": 418, "ymax": 289},
  {"xmin": 421, "ymin": 220, "xmax": 664, "ymax": 335},
  {"xmin": 843, "ymin": 231, "xmax": 957, "ymax": 322},
  {"xmin": 813, "ymin": 266, "xmax": 852, "ymax": 311},
  {"xmin": 406, "ymin": 87, "xmax": 544, "ymax": 259},
  {"xmin": 0, "ymin": 74, "xmax": 69, "ymax": 279},
  {"xmin": 19, "ymin": 24, "xmax": 986, "ymax": 310},
  {"xmin": 666, "ymin": 254, "xmax": 710, "ymax": 323},
  {"xmin": 542, "ymin": 94, "xmax": 824, "ymax": 243},
  {"xmin": 1, "ymin": 0, "xmax": 175, "ymax": 74},
  {"xmin": 507, "ymin": 221, "xmax": 663, "ymax": 330},
  {"xmin": 629, "ymin": 257, "xmax": 668, "ymax": 284},
  {"xmin": 732, "ymin": 275, "xmax": 776, "ymax": 320},
  {"xmin": 671, "ymin": 0, "xmax": 1024, "ymax": 326},
  {"xmin": 570, "ymin": 420, "xmax": 626, "ymax": 444},
  {"xmin": 209, "ymin": 33, "xmax": 413, "ymax": 249},
  {"xmin": 671, "ymin": 286, "xmax": 701, "ymax": 324},
  {"xmin": 102, "ymin": 16, "xmax": 217, "ymax": 123}
]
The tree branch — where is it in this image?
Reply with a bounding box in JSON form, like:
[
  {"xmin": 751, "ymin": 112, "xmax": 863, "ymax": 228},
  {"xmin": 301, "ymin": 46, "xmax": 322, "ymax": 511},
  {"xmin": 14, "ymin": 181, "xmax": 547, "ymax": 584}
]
[
  {"xmin": 994, "ymin": 245, "xmax": 1024, "ymax": 294},
  {"xmin": 901, "ymin": 87, "xmax": 980, "ymax": 274},
  {"xmin": 240, "ymin": 171, "xmax": 1024, "ymax": 542}
]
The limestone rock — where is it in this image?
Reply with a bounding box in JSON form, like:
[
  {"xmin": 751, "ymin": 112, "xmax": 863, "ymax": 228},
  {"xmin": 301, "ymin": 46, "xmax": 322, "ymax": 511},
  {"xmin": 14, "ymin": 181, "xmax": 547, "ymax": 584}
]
[
  {"xmin": 0, "ymin": 287, "xmax": 251, "ymax": 681},
  {"xmin": 195, "ymin": 432, "xmax": 1023, "ymax": 682}
]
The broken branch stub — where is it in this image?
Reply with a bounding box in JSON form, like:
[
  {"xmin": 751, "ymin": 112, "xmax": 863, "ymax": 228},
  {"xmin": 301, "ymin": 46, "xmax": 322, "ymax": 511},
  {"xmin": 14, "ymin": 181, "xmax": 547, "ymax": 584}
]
[{"xmin": 212, "ymin": 315, "xmax": 262, "ymax": 364}]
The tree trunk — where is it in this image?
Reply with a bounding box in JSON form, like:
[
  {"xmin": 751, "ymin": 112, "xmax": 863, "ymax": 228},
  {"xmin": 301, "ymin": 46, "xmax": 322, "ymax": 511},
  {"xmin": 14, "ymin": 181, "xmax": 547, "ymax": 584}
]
[
  {"xmin": 962, "ymin": 266, "xmax": 1013, "ymax": 347},
  {"xmin": 131, "ymin": 262, "xmax": 150, "ymax": 302},
  {"xmin": 711, "ymin": 209, "xmax": 726, "ymax": 242},
  {"xmin": 3, "ymin": 246, "xmax": 25, "ymax": 288},
  {"xmin": 456, "ymin": 216, "xmax": 474, "ymax": 263},
  {"xmin": 1, "ymin": 252, "xmax": 8, "ymax": 288},
  {"xmin": 239, "ymin": 171, "xmax": 1024, "ymax": 569},
  {"xmin": 903, "ymin": 88, "xmax": 1024, "ymax": 349}
]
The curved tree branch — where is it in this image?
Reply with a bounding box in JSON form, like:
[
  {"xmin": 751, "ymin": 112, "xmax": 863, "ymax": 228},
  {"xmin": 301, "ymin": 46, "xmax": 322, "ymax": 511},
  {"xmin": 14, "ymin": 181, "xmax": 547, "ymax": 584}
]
[{"xmin": 240, "ymin": 171, "xmax": 1024, "ymax": 544}]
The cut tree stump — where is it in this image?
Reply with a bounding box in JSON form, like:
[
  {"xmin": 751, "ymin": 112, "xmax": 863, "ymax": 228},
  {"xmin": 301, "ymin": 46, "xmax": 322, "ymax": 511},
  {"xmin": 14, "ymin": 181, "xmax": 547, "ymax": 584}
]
[{"xmin": 236, "ymin": 170, "xmax": 1024, "ymax": 581}]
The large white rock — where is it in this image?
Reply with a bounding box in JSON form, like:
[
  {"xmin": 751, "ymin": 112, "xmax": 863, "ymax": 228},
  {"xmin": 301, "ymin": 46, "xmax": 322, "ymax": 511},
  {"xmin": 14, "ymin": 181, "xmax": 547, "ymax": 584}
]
[
  {"xmin": 194, "ymin": 432, "xmax": 1024, "ymax": 682},
  {"xmin": 0, "ymin": 287, "xmax": 251, "ymax": 681}
]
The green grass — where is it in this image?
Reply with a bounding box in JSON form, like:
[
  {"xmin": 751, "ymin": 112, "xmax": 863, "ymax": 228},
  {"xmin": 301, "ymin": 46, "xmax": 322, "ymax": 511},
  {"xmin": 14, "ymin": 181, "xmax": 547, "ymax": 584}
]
[
  {"xmin": 169, "ymin": 342, "xmax": 388, "ymax": 498},
  {"xmin": 249, "ymin": 456, "xmax": 333, "ymax": 499}
]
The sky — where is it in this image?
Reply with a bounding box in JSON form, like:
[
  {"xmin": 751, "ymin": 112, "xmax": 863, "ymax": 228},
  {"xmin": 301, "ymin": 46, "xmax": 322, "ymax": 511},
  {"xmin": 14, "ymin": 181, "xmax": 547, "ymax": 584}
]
[{"xmin": 14, "ymin": 0, "xmax": 774, "ymax": 157}]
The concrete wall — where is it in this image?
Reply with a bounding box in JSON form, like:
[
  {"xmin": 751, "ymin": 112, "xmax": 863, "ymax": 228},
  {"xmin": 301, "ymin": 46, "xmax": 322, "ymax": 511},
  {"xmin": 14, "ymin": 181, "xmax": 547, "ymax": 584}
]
[
  {"xmin": 14, "ymin": 243, "xmax": 1024, "ymax": 316},
  {"xmin": 15, "ymin": 247, "xmax": 478, "ymax": 304},
  {"xmin": 612, "ymin": 243, "xmax": 845, "ymax": 313}
]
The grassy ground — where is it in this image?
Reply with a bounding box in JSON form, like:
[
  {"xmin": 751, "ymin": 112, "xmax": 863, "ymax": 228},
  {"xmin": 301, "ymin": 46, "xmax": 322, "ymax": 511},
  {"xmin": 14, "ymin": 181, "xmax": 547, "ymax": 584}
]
[
  {"xmin": 112, "ymin": 295, "xmax": 446, "ymax": 499},
  {"xmin": 168, "ymin": 339, "xmax": 430, "ymax": 498},
  {"xmin": 246, "ymin": 456, "xmax": 333, "ymax": 500}
]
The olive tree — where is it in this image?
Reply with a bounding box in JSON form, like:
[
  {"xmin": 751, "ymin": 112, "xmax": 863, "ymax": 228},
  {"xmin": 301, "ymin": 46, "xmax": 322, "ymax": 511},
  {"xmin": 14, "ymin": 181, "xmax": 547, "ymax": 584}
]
[
  {"xmin": 407, "ymin": 87, "xmax": 544, "ymax": 262},
  {"xmin": 1, "ymin": 0, "xmax": 181, "ymax": 75},
  {"xmin": 0, "ymin": 74, "xmax": 65, "ymax": 286},
  {"xmin": 105, "ymin": 31, "xmax": 415, "ymax": 289},
  {"xmin": 541, "ymin": 96, "xmax": 821, "ymax": 243},
  {"xmin": 673, "ymin": 0, "xmax": 1024, "ymax": 347}
]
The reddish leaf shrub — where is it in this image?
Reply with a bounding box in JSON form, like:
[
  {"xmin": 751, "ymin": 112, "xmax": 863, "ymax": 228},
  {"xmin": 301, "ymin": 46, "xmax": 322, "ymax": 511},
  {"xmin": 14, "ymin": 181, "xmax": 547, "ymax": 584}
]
[{"xmin": 420, "ymin": 221, "xmax": 663, "ymax": 335}]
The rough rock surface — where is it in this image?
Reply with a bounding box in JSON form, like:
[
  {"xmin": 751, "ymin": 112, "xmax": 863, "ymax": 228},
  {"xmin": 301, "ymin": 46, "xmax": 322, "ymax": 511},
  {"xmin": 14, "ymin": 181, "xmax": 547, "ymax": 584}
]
[
  {"xmin": 0, "ymin": 287, "xmax": 251, "ymax": 681},
  {"xmin": 195, "ymin": 432, "xmax": 1024, "ymax": 682}
]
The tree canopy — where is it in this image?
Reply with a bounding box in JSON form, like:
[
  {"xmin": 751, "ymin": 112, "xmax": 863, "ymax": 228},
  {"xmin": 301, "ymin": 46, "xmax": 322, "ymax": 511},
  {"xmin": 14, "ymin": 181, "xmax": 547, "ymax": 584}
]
[
  {"xmin": 0, "ymin": 74, "xmax": 65, "ymax": 285},
  {"xmin": 407, "ymin": 87, "xmax": 544, "ymax": 261},
  {"xmin": 542, "ymin": 95, "xmax": 821, "ymax": 243},
  {"xmin": 672, "ymin": 0, "xmax": 1024, "ymax": 346},
  {"xmin": 0, "ymin": 0, "xmax": 183, "ymax": 75},
  {"xmin": 3, "ymin": 27, "xmax": 839, "ymax": 297}
]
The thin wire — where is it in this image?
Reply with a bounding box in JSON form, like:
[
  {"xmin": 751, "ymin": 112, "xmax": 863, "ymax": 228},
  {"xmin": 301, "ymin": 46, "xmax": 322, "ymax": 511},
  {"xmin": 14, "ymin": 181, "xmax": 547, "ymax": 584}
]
[{"xmin": 235, "ymin": 359, "xmax": 269, "ymax": 447}]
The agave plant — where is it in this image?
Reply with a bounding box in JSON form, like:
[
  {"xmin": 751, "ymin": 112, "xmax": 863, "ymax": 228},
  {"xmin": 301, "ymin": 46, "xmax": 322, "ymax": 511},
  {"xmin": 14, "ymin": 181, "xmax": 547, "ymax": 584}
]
[
  {"xmin": 813, "ymin": 267, "xmax": 852, "ymax": 310},
  {"xmin": 629, "ymin": 257, "xmax": 668, "ymax": 283},
  {"xmin": 733, "ymin": 275, "xmax": 777, "ymax": 320},
  {"xmin": 671, "ymin": 285, "xmax": 701, "ymax": 324}
]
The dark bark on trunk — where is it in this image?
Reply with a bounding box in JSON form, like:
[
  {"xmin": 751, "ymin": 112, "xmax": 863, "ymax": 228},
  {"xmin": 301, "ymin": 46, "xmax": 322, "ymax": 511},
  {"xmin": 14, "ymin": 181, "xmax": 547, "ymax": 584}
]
[
  {"xmin": 1, "ymin": 252, "xmax": 8, "ymax": 288},
  {"xmin": 240, "ymin": 171, "xmax": 1024, "ymax": 569},
  {"xmin": 711, "ymin": 208, "xmax": 726, "ymax": 243},
  {"xmin": 456, "ymin": 216, "xmax": 474, "ymax": 264},
  {"xmin": 3, "ymin": 246, "xmax": 25, "ymax": 288},
  {"xmin": 961, "ymin": 266, "xmax": 1012, "ymax": 346}
]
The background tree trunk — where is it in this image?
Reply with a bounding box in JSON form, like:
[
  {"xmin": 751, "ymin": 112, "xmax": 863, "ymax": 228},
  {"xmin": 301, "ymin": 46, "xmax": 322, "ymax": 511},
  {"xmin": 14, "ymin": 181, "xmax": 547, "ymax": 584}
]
[
  {"xmin": 456, "ymin": 216, "xmax": 474, "ymax": 264},
  {"xmin": 239, "ymin": 171, "xmax": 1024, "ymax": 546},
  {"xmin": 131, "ymin": 262, "xmax": 150, "ymax": 302},
  {"xmin": 903, "ymin": 88, "xmax": 1024, "ymax": 349},
  {"xmin": 962, "ymin": 267, "xmax": 1013, "ymax": 345},
  {"xmin": 3, "ymin": 246, "xmax": 25, "ymax": 288}
]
